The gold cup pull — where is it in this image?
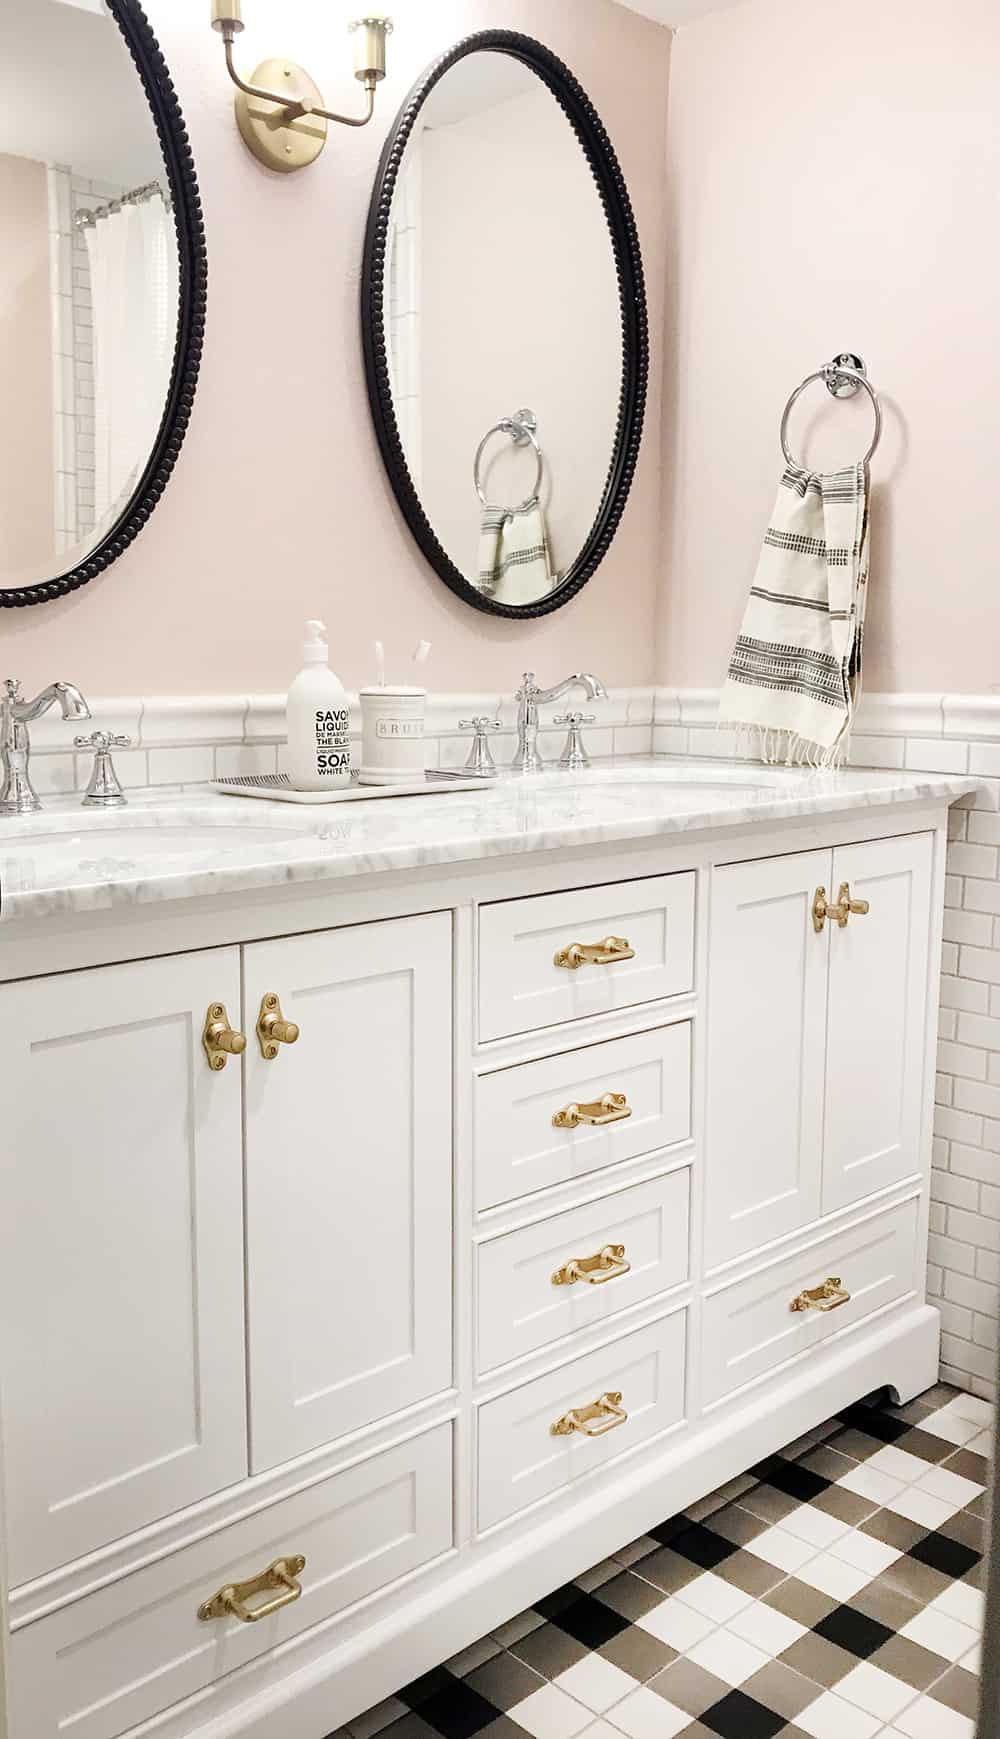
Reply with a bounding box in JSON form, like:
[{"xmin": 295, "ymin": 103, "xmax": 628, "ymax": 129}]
[
  {"xmin": 790, "ymin": 1276, "xmax": 851, "ymax": 1314},
  {"xmin": 197, "ymin": 1554, "xmax": 306, "ymax": 1623},
  {"xmin": 553, "ymin": 935, "xmax": 635, "ymax": 971},
  {"xmin": 552, "ymin": 1093, "xmax": 632, "ymax": 1130},
  {"xmin": 202, "ymin": 1003, "xmax": 247, "ymax": 1071},
  {"xmin": 551, "ymin": 1391, "xmax": 628, "ymax": 1438},
  {"xmin": 257, "ymin": 993, "xmax": 300, "ymax": 1060},
  {"xmin": 552, "ymin": 1244, "xmax": 630, "ymax": 1287},
  {"xmin": 813, "ymin": 884, "xmax": 870, "ymax": 933}
]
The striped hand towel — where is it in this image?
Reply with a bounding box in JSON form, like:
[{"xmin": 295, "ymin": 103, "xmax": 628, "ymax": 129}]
[
  {"xmin": 719, "ymin": 461, "xmax": 870, "ymax": 767},
  {"xmin": 477, "ymin": 503, "xmax": 553, "ymax": 605}
]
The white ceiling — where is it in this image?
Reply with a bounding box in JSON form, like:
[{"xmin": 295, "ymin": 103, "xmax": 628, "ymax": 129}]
[{"xmin": 612, "ymin": 0, "xmax": 746, "ymax": 26}]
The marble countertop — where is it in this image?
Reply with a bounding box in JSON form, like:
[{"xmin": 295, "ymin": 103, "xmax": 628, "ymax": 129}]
[{"xmin": 0, "ymin": 760, "xmax": 977, "ymax": 926}]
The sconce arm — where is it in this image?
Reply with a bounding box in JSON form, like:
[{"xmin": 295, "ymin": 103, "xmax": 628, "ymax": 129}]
[{"xmin": 221, "ymin": 32, "xmax": 377, "ymax": 127}]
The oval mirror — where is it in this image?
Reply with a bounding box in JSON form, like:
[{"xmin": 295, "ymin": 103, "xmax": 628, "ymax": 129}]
[
  {"xmin": 362, "ymin": 31, "xmax": 647, "ymax": 618},
  {"xmin": 0, "ymin": 0, "xmax": 205, "ymax": 608}
]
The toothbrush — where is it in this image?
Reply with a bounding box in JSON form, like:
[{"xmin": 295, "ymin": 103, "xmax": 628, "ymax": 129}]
[
  {"xmin": 374, "ymin": 640, "xmax": 385, "ymax": 688},
  {"xmin": 412, "ymin": 640, "xmax": 431, "ymax": 670}
]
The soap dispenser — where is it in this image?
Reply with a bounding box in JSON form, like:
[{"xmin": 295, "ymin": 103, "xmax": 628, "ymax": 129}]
[{"xmin": 286, "ymin": 620, "xmax": 352, "ymax": 790}]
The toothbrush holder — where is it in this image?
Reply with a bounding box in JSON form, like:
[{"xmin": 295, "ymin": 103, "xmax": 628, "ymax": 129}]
[{"xmin": 358, "ymin": 686, "xmax": 427, "ymax": 785}]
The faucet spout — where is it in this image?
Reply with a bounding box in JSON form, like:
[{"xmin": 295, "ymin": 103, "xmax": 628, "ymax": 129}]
[
  {"xmin": 511, "ymin": 670, "xmax": 608, "ymax": 774},
  {"xmin": 1, "ymin": 677, "xmax": 91, "ymax": 816},
  {"xmin": 18, "ymin": 681, "xmax": 91, "ymax": 725}
]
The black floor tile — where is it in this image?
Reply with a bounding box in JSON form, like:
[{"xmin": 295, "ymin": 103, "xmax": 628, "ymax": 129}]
[
  {"xmin": 668, "ymin": 1521, "xmax": 739, "ymax": 1569},
  {"xmin": 814, "ymin": 1603, "xmax": 895, "ymax": 1660},
  {"xmin": 908, "ymin": 1532, "xmax": 982, "ymax": 1579},
  {"xmin": 699, "ymin": 1689, "xmax": 787, "ymax": 1739}
]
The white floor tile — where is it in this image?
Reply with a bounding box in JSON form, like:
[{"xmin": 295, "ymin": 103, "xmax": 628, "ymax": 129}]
[
  {"xmin": 795, "ymin": 1551, "xmax": 874, "ymax": 1600},
  {"xmin": 919, "ymin": 1407, "xmax": 982, "ymax": 1446},
  {"xmin": 829, "ymin": 1528, "xmax": 902, "ymax": 1575},
  {"xmin": 747, "ymin": 1523, "xmax": 818, "ymax": 1571},
  {"xmin": 834, "ymin": 1661, "xmax": 920, "ymax": 1722},
  {"xmin": 580, "ymin": 1723, "xmax": 629, "ymax": 1739},
  {"xmin": 893, "ymin": 1692, "xmax": 976, "ymax": 1738},
  {"xmin": 837, "ymin": 1464, "xmax": 906, "ymax": 1506},
  {"xmin": 513, "ymin": 1684, "xmax": 594, "ymax": 1739},
  {"xmin": 929, "ymin": 1581, "xmax": 986, "ymax": 1629},
  {"xmin": 864, "ymin": 1445, "xmax": 934, "ymax": 1484},
  {"xmin": 898, "ymin": 1606, "xmax": 981, "ymax": 1663},
  {"xmin": 779, "ymin": 1503, "xmax": 852, "ymax": 1548},
  {"xmin": 685, "ymin": 1628, "xmax": 770, "ymax": 1687},
  {"xmin": 674, "ymin": 1570, "xmax": 753, "ymax": 1622},
  {"xmin": 725, "ymin": 1599, "xmax": 807, "ymax": 1655},
  {"xmin": 968, "ymin": 1428, "xmax": 993, "ymax": 1456},
  {"xmin": 949, "ymin": 1393, "xmax": 994, "ymax": 1427},
  {"xmin": 554, "ymin": 1657, "xmax": 639, "ymax": 1714},
  {"xmin": 634, "ymin": 1595, "xmax": 716, "ymax": 1651},
  {"xmin": 912, "ymin": 1465, "xmax": 985, "ymax": 1506},
  {"xmin": 887, "ymin": 1486, "xmax": 959, "ymax": 1528},
  {"xmin": 606, "ymin": 1687, "xmax": 690, "ymax": 1739},
  {"xmin": 962, "ymin": 1637, "xmax": 982, "ymax": 1672},
  {"xmin": 795, "ymin": 1688, "xmax": 882, "ymax": 1739}
]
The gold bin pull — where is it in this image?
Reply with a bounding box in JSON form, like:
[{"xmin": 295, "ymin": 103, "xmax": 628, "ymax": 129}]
[
  {"xmin": 257, "ymin": 993, "xmax": 300, "ymax": 1060},
  {"xmin": 202, "ymin": 1003, "xmax": 247, "ymax": 1072},
  {"xmin": 552, "ymin": 1244, "xmax": 630, "ymax": 1287},
  {"xmin": 554, "ymin": 935, "xmax": 635, "ymax": 970},
  {"xmin": 813, "ymin": 884, "xmax": 871, "ymax": 933},
  {"xmin": 197, "ymin": 1554, "xmax": 306, "ymax": 1624},
  {"xmin": 551, "ymin": 1391, "xmax": 628, "ymax": 1438},
  {"xmin": 553, "ymin": 1093, "xmax": 632, "ymax": 1130},
  {"xmin": 790, "ymin": 1276, "xmax": 851, "ymax": 1314}
]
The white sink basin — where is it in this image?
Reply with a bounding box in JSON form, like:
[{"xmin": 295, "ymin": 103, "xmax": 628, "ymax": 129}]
[{"xmin": 17, "ymin": 823, "xmax": 306, "ymax": 857}]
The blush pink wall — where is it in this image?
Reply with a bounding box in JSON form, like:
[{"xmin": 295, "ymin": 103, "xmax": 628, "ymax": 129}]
[
  {"xmin": 0, "ymin": 154, "xmax": 53, "ymax": 577},
  {"xmin": 658, "ymin": 0, "xmax": 1000, "ymax": 694},
  {"xmin": 3, "ymin": 0, "xmax": 670, "ymax": 698}
]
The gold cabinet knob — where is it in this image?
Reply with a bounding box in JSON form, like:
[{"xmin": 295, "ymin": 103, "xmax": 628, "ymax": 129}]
[
  {"xmin": 202, "ymin": 1003, "xmax": 247, "ymax": 1071},
  {"xmin": 813, "ymin": 884, "xmax": 870, "ymax": 933},
  {"xmin": 550, "ymin": 1391, "xmax": 628, "ymax": 1438},
  {"xmin": 552, "ymin": 1093, "xmax": 632, "ymax": 1130},
  {"xmin": 257, "ymin": 993, "xmax": 300, "ymax": 1060},
  {"xmin": 553, "ymin": 936, "xmax": 635, "ymax": 970},
  {"xmin": 552, "ymin": 1244, "xmax": 630, "ymax": 1287},
  {"xmin": 198, "ymin": 1554, "xmax": 306, "ymax": 1624},
  {"xmin": 790, "ymin": 1276, "xmax": 851, "ymax": 1313}
]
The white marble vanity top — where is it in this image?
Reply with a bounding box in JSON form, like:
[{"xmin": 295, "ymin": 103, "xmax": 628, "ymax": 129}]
[{"xmin": 0, "ymin": 759, "xmax": 977, "ymax": 925}]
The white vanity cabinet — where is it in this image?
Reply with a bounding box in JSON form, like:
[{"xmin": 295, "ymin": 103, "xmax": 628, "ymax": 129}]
[{"xmin": 0, "ymin": 794, "xmax": 956, "ymax": 1739}]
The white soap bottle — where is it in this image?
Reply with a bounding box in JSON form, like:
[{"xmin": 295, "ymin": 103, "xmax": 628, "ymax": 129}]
[{"xmin": 285, "ymin": 620, "xmax": 352, "ymax": 790}]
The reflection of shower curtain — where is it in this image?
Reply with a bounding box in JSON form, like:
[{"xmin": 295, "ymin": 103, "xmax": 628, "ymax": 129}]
[{"xmin": 83, "ymin": 194, "xmax": 177, "ymax": 528}]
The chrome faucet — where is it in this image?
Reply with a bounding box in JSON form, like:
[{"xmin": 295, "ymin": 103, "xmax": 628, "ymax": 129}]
[
  {"xmin": 1, "ymin": 678, "xmax": 91, "ymax": 815},
  {"xmin": 511, "ymin": 671, "xmax": 607, "ymax": 774}
]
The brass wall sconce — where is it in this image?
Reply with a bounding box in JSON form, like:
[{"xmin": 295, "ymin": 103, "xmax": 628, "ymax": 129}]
[{"xmin": 210, "ymin": 2, "xmax": 393, "ymax": 174}]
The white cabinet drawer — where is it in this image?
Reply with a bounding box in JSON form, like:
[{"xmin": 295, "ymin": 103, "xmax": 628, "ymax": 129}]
[
  {"xmin": 10, "ymin": 1424, "xmax": 452, "ymax": 1739},
  {"xmin": 478, "ymin": 1170, "xmax": 690, "ymax": 1373},
  {"xmin": 478, "ymin": 874, "xmax": 696, "ymax": 1042},
  {"xmin": 475, "ymin": 1024, "xmax": 692, "ymax": 1210},
  {"xmin": 702, "ymin": 1196, "xmax": 920, "ymax": 1408},
  {"xmin": 478, "ymin": 1312, "xmax": 686, "ymax": 1531}
]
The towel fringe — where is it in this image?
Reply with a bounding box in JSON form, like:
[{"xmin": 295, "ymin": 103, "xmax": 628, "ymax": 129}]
[{"xmin": 723, "ymin": 720, "xmax": 850, "ymax": 771}]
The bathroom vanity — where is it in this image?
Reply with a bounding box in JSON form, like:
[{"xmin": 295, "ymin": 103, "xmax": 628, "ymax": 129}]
[{"xmin": 0, "ymin": 762, "xmax": 974, "ymax": 1739}]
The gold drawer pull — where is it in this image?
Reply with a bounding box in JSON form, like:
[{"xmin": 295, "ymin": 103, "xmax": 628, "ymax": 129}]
[
  {"xmin": 202, "ymin": 1003, "xmax": 247, "ymax": 1071},
  {"xmin": 553, "ymin": 1093, "xmax": 632, "ymax": 1130},
  {"xmin": 552, "ymin": 1244, "xmax": 630, "ymax": 1287},
  {"xmin": 554, "ymin": 935, "xmax": 635, "ymax": 970},
  {"xmin": 551, "ymin": 1390, "xmax": 628, "ymax": 1437},
  {"xmin": 257, "ymin": 993, "xmax": 300, "ymax": 1060},
  {"xmin": 197, "ymin": 1554, "xmax": 306, "ymax": 1624},
  {"xmin": 813, "ymin": 884, "xmax": 871, "ymax": 933},
  {"xmin": 790, "ymin": 1276, "xmax": 851, "ymax": 1314}
]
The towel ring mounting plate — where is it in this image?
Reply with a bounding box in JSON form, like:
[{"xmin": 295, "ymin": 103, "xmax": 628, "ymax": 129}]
[
  {"xmin": 474, "ymin": 410, "xmax": 544, "ymax": 514},
  {"xmin": 780, "ymin": 354, "xmax": 882, "ymax": 470}
]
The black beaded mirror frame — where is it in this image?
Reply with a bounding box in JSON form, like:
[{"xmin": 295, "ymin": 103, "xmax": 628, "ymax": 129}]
[
  {"xmin": 4, "ymin": 0, "xmax": 206, "ymax": 608},
  {"xmin": 361, "ymin": 30, "xmax": 648, "ymax": 620}
]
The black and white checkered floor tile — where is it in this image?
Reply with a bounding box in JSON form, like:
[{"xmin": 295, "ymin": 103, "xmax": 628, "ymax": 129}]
[{"xmin": 330, "ymin": 1385, "xmax": 992, "ymax": 1739}]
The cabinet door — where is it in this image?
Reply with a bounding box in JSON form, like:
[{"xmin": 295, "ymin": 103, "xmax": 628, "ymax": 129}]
[
  {"xmin": 705, "ymin": 851, "xmax": 829, "ymax": 1268},
  {"xmin": 244, "ymin": 913, "xmax": 453, "ymax": 1472},
  {"xmin": 0, "ymin": 952, "xmax": 247, "ymax": 1586},
  {"xmin": 823, "ymin": 834, "xmax": 934, "ymax": 1215}
]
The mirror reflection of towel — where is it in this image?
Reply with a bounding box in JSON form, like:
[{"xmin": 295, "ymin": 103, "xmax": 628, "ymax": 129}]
[{"xmin": 477, "ymin": 504, "xmax": 553, "ymax": 604}]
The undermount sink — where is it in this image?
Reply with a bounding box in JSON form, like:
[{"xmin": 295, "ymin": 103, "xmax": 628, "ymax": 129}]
[{"xmin": 0, "ymin": 810, "xmax": 313, "ymax": 858}]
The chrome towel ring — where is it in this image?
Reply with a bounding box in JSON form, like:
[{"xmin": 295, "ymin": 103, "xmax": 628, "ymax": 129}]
[
  {"xmin": 474, "ymin": 407, "xmax": 544, "ymax": 512},
  {"xmin": 780, "ymin": 353, "xmax": 882, "ymax": 470}
]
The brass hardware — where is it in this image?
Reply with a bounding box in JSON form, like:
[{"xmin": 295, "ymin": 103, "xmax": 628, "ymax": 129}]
[
  {"xmin": 257, "ymin": 993, "xmax": 300, "ymax": 1060},
  {"xmin": 552, "ymin": 1093, "xmax": 632, "ymax": 1130},
  {"xmin": 790, "ymin": 1276, "xmax": 851, "ymax": 1314},
  {"xmin": 813, "ymin": 884, "xmax": 871, "ymax": 933},
  {"xmin": 552, "ymin": 1244, "xmax": 631, "ymax": 1287},
  {"xmin": 553, "ymin": 935, "xmax": 635, "ymax": 971},
  {"xmin": 210, "ymin": 4, "xmax": 392, "ymax": 174},
  {"xmin": 197, "ymin": 1554, "xmax": 306, "ymax": 1623},
  {"xmin": 551, "ymin": 1391, "xmax": 628, "ymax": 1438},
  {"xmin": 202, "ymin": 1003, "xmax": 247, "ymax": 1072}
]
